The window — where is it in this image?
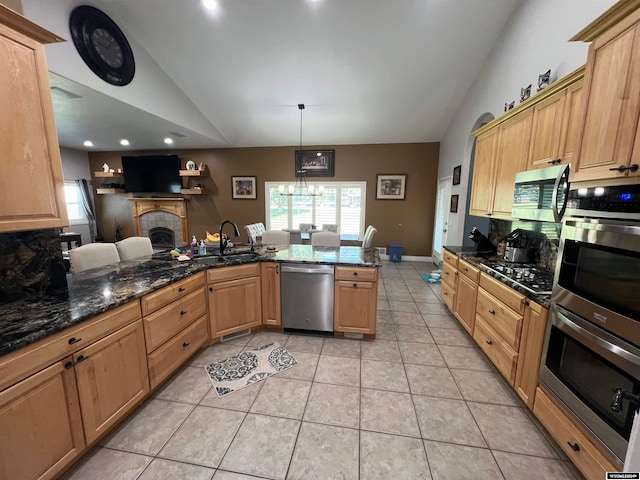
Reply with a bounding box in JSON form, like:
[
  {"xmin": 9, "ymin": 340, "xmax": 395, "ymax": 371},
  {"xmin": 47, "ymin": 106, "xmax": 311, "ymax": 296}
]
[
  {"xmin": 265, "ymin": 181, "xmax": 366, "ymax": 240},
  {"xmin": 64, "ymin": 181, "xmax": 86, "ymax": 224}
]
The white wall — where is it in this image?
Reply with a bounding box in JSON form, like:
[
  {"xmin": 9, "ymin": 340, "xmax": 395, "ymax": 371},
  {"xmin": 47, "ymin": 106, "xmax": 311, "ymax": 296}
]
[
  {"xmin": 60, "ymin": 147, "xmax": 94, "ymax": 245},
  {"xmin": 438, "ymin": 0, "xmax": 616, "ymax": 245}
]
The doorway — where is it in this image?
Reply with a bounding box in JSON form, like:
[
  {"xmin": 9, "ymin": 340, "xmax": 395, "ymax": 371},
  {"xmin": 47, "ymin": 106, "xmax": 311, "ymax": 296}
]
[{"xmin": 432, "ymin": 176, "xmax": 452, "ymax": 265}]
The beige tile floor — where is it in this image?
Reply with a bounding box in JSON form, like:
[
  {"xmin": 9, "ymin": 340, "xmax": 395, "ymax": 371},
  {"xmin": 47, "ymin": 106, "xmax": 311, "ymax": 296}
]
[{"xmin": 62, "ymin": 260, "xmax": 585, "ymax": 480}]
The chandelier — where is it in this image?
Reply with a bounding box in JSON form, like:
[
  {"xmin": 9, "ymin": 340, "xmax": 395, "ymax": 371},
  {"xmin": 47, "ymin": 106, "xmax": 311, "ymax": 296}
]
[{"xmin": 279, "ymin": 104, "xmax": 324, "ymax": 197}]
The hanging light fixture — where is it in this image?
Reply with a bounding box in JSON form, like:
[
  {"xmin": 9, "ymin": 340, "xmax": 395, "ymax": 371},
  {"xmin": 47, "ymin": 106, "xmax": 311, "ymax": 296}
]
[{"xmin": 279, "ymin": 104, "xmax": 324, "ymax": 196}]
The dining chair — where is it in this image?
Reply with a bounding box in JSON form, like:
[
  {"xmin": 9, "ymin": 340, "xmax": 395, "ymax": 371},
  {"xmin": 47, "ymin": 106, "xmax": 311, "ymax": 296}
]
[
  {"xmin": 362, "ymin": 225, "xmax": 377, "ymax": 248},
  {"xmin": 261, "ymin": 230, "xmax": 290, "ymax": 245},
  {"xmin": 68, "ymin": 243, "xmax": 121, "ymax": 273},
  {"xmin": 116, "ymin": 236, "xmax": 153, "ymax": 260},
  {"xmin": 243, "ymin": 222, "xmax": 266, "ymax": 244},
  {"xmin": 286, "ymin": 229, "xmax": 302, "ymax": 244},
  {"xmin": 321, "ymin": 224, "xmax": 339, "ymax": 233},
  {"xmin": 298, "ymin": 223, "xmax": 315, "ymax": 233},
  {"xmin": 311, "ymin": 231, "xmax": 340, "ymax": 246}
]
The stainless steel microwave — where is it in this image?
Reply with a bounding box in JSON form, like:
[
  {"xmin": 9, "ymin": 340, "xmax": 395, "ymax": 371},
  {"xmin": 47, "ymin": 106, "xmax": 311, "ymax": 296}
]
[{"xmin": 512, "ymin": 164, "xmax": 570, "ymax": 222}]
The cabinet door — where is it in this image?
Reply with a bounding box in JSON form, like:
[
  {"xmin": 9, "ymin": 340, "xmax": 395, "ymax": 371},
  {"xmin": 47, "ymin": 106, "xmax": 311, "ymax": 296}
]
[
  {"xmin": 0, "ymin": 359, "xmax": 84, "ymax": 480},
  {"xmin": 492, "ymin": 111, "xmax": 533, "ymax": 217},
  {"xmin": 574, "ymin": 21, "xmax": 640, "ymax": 182},
  {"xmin": 261, "ymin": 263, "xmax": 281, "ymax": 326},
  {"xmin": 515, "ymin": 303, "xmax": 549, "ymax": 409},
  {"xmin": 209, "ymin": 276, "xmax": 262, "ymax": 337},
  {"xmin": 74, "ymin": 320, "xmax": 149, "ymax": 444},
  {"xmin": 560, "ymin": 80, "xmax": 584, "ymax": 167},
  {"xmin": 469, "ymin": 129, "xmax": 499, "ymax": 216},
  {"xmin": 527, "ymin": 91, "xmax": 567, "ymax": 169},
  {"xmin": 334, "ymin": 281, "xmax": 377, "ymax": 334},
  {"xmin": 0, "ymin": 23, "xmax": 67, "ymax": 232},
  {"xmin": 453, "ymin": 274, "xmax": 477, "ymax": 335}
]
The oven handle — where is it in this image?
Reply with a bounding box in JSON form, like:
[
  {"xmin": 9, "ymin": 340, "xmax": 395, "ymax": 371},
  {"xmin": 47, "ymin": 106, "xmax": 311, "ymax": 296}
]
[{"xmin": 552, "ymin": 304, "xmax": 640, "ymax": 379}]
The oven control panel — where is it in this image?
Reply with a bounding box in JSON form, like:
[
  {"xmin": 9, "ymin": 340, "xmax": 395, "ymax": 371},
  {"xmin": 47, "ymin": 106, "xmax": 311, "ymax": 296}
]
[{"xmin": 566, "ymin": 184, "xmax": 640, "ymax": 216}]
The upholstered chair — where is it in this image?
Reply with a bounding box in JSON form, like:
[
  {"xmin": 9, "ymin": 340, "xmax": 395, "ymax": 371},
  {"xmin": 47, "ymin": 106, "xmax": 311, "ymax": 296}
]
[
  {"xmin": 261, "ymin": 230, "xmax": 290, "ymax": 245},
  {"xmin": 69, "ymin": 243, "xmax": 121, "ymax": 273},
  {"xmin": 311, "ymin": 231, "xmax": 340, "ymax": 246},
  {"xmin": 116, "ymin": 236, "xmax": 153, "ymax": 260},
  {"xmin": 362, "ymin": 225, "xmax": 377, "ymax": 248}
]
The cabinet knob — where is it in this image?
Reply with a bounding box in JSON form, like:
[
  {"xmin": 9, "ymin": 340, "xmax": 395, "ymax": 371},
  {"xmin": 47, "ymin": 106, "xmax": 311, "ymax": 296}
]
[
  {"xmin": 64, "ymin": 361, "xmax": 74, "ymax": 369},
  {"xmin": 276, "ymin": 265, "xmax": 279, "ymax": 274},
  {"xmin": 353, "ymin": 283, "xmax": 358, "ymax": 288},
  {"xmin": 489, "ymin": 310, "xmax": 496, "ymax": 315},
  {"xmin": 353, "ymin": 272, "xmax": 358, "ymax": 276},
  {"xmin": 486, "ymin": 340, "xmax": 492, "ymax": 345},
  {"xmin": 567, "ymin": 442, "xmax": 580, "ymax": 452},
  {"xmin": 178, "ymin": 287, "xmax": 185, "ymax": 292},
  {"xmin": 76, "ymin": 355, "xmax": 89, "ymax": 363},
  {"xmin": 180, "ymin": 310, "xmax": 187, "ymax": 316},
  {"xmin": 209, "ymin": 287, "xmax": 213, "ymax": 292},
  {"xmin": 182, "ymin": 342, "xmax": 190, "ymax": 348},
  {"xmin": 68, "ymin": 337, "xmax": 81, "ymax": 345}
]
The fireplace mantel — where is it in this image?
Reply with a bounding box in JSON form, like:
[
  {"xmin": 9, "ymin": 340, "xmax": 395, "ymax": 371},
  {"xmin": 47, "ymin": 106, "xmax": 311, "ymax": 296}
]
[{"xmin": 129, "ymin": 198, "xmax": 188, "ymax": 246}]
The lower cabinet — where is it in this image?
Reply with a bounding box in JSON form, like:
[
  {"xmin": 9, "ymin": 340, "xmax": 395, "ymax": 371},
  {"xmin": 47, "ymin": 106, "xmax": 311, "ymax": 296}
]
[
  {"xmin": 453, "ymin": 261, "xmax": 479, "ymax": 335},
  {"xmin": 208, "ymin": 264, "xmax": 262, "ymax": 337},
  {"xmin": 261, "ymin": 263, "xmax": 281, "ymax": 326},
  {"xmin": 73, "ymin": 320, "xmax": 149, "ymax": 444},
  {"xmin": 534, "ymin": 387, "xmax": 618, "ymax": 480},
  {"xmin": 0, "ymin": 359, "xmax": 85, "ymax": 480},
  {"xmin": 334, "ymin": 266, "xmax": 378, "ymax": 335}
]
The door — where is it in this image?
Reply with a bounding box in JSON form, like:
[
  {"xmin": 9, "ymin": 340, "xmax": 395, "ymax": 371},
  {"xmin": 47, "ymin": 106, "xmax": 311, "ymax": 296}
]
[
  {"xmin": 209, "ymin": 276, "xmax": 262, "ymax": 337},
  {"xmin": 528, "ymin": 90, "xmax": 567, "ymax": 169},
  {"xmin": 0, "ymin": 359, "xmax": 85, "ymax": 480},
  {"xmin": 469, "ymin": 128, "xmax": 499, "ymax": 216},
  {"xmin": 334, "ymin": 281, "xmax": 377, "ymax": 334},
  {"xmin": 261, "ymin": 263, "xmax": 281, "ymax": 326},
  {"xmin": 453, "ymin": 273, "xmax": 477, "ymax": 335},
  {"xmin": 74, "ymin": 320, "xmax": 149, "ymax": 444},
  {"xmin": 432, "ymin": 177, "xmax": 451, "ymax": 263}
]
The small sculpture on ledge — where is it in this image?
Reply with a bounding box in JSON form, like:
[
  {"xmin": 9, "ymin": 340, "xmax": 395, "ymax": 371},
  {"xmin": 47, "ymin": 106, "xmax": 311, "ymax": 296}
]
[{"xmin": 102, "ymin": 163, "xmax": 110, "ymax": 172}]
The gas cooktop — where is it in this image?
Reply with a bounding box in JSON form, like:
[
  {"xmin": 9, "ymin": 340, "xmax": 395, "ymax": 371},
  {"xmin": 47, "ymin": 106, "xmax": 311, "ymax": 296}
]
[{"xmin": 481, "ymin": 262, "xmax": 554, "ymax": 295}]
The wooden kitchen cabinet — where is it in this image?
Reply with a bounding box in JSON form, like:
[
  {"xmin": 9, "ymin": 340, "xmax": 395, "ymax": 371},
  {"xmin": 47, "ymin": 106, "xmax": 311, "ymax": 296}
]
[
  {"xmin": 440, "ymin": 251, "xmax": 458, "ymax": 310},
  {"xmin": 208, "ymin": 264, "xmax": 262, "ymax": 338},
  {"xmin": 0, "ymin": 359, "xmax": 85, "ymax": 480},
  {"xmin": 0, "ymin": 7, "xmax": 68, "ymax": 232},
  {"xmin": 469, "ymin": 129, "xmax": 499, "ymax": 216},
  {"xmin": 559, "ymin": 79, "xmax": 585, "ymax": 167},
  {"xmin": 527, "ymin": 90, "xmax": 568, "ymax": 169},
  {"xmin": 261, "ymin": 262, "xmax": 281, "ymax": 326},
  {"xmin": 73, "ymin": 320, "xmax": 149, "ymax": 444},
  {"xmin": 534, "ymin": 387, "xmax": 619, "ymax": 480},
  {"xmin": 453, "ymin": 267, "xmax": 478, "ymax": 335},
  {"xmin": 572, "ymin": 7, "xmax": 640, "ymax": 182},
  {"xmin": 334, "ymin": 268, "xmax": 378, "ymax": 336},
  {"xmin": 514, "ymin": 301, "xmax": 549, "ymax": 409}
]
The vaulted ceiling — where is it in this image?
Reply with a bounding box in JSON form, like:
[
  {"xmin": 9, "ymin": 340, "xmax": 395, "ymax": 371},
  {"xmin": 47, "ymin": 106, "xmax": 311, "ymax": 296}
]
[{"xmin": 22, "ymin": 0, "xmax": 521, "ymax": 151}]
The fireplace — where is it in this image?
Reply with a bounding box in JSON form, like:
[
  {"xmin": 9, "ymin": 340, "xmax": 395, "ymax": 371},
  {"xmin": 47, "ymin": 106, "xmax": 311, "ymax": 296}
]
[{"xmin": 130, "ymin": 199, "xmax": 188, "ymax": 248}]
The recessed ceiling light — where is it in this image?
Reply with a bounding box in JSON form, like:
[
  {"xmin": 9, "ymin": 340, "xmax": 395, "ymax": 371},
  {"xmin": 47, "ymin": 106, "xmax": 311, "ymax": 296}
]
[
  {"xmin": 120, "ymin": 139, "xmax": 130, "ymax": 146},
  {"xmin": 83, "ymin": 140, "xmax": 94, "ymax": 147},
  {"xmin": 202, "ymin": 0, "xmax": 218, "ymax": 11},
  {"xmin": 164, "ymin": 137, "xmax": 174, "ymax": 145}
]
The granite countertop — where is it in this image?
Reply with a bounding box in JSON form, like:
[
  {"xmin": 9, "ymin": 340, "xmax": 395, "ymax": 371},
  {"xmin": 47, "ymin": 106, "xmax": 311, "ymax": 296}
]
[
  {"xmin": 0, "ymin": 245, "xmax": 380, "ymax": 357},
  {"xmin": 443, "ymin": 245, "xmax": 552, "ymax": 309}
]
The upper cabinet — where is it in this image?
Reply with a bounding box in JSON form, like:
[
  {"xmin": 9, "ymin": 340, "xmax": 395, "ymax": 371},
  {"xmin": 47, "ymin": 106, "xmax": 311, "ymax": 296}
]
[
  {"xmin": 571, "ymin": 3, "xmax": 640, "ymax": 182},
  {"xmin": 0, "ymin": 6, "xmax": 68, "ymax": 232}
]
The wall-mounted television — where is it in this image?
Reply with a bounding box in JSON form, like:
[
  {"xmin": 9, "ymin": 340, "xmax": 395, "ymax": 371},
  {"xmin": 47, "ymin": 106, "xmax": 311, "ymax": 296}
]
[{"xmin": 122, "ymin": 154, "xmax": 181, "ymax": 194}]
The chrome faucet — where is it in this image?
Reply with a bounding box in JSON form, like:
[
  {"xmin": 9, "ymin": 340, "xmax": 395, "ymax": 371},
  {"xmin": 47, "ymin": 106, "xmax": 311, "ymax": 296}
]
[{"xmin": 219, "ymin": 220, "xmax": 240, "ymax": 254}]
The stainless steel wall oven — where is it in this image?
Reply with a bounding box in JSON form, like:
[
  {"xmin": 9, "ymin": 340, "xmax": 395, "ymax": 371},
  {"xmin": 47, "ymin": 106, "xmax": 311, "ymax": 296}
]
[{"xmin": 539, "ymin": 183, "xmax": 640, "ymax": 466}]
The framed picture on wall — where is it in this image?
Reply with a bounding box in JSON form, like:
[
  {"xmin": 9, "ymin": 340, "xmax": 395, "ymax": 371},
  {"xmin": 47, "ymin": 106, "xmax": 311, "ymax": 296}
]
[
  {"xmin": 450, "ymin": 194, "xmax": 459, "ymax": 213},
  {"xmin": 376, "ymin": 174, "xmax": 406, "ymax": 200},
  {"xmin": 231, "ymin": 176, "xmax": 257, "ymax": 199},
  {"xmin": 295, "ymin": 150, "xmax": 335, "ymax": 177},
  {"xmin": 452, "ymin": 165, "xmax": 461, "ymax": 185}
]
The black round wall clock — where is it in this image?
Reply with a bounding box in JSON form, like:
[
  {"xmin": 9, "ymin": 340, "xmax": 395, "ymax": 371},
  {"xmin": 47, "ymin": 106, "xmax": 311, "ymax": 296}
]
[{"xmin": 69, "ymin": 5, "xmax": 135, "ymax": 86}]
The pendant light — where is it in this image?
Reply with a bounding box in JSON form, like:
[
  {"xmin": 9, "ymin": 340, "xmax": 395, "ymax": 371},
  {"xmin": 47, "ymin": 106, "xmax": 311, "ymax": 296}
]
[{"xmin": 279, "ymin": 104, "xmax": 324, "ymax": 196}]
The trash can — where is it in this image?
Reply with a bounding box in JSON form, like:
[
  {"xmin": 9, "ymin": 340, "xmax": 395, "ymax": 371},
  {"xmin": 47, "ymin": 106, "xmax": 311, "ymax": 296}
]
[{"xmin": 389, "ymin": 244, "xmax": 403, "ymax": 262}]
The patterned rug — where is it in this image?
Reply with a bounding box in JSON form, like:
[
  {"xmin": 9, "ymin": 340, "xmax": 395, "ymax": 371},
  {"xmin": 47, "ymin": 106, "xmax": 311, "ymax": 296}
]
[{"xmin": 204, "ymin": 342, "xmax": 298, "ymax": 397}]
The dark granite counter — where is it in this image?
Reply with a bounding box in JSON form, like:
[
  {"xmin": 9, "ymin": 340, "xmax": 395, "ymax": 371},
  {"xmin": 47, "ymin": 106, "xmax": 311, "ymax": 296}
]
[
  {"xmin": 443, "ymin": 245, "xmax": 551, "ymax": 309},
  {"xmin": 0, "ymin": 245, "xmax": 380, "ymax": 357}
]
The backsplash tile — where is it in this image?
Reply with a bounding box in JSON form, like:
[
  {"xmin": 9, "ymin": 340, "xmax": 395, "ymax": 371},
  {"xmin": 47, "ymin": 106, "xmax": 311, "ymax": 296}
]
[{"xmin": 0, "ymin": 228, "xmax": 68, "ymax": 305}]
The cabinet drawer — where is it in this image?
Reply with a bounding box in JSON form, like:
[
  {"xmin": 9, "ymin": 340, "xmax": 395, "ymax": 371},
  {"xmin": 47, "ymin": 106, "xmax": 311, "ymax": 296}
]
[
  {"xmin": 335, "ymin": 266, "xmax": 377, "ymax": 282},
  {"xmin": 473, "ymin": 316, "xmax": 518, "ymax": 385},
  {"xmin": 476, "ymin": 287, "xmax": 523, "ymax": 351},
  {"xmin": 458, "ymin": 259, "xmax": 480, "ymax": 283},
  {"xmin": 442, "ymin": 261, "xmax": 458, "ymax": 288},
  {"xmin": 0, "ymin": 301, "xmax": 141, "ymax": 391},
  {"xmin": 443, "ymin": 250, "xmax": 458, "ymax": 267},
  {"xmin": 147, "ymin": 315, "xmax": 208, "ymax": 389},
  {"xmin": 143, "ymin": 288, "xmax": 207, "ymax": 352},
  {"xmin": 207, "ymin": 263, "xmax": 260, "ymax": 283},
  {"xmin": 533, "ymin": 387, "xmax": 619, "ymax": 480},
  {"xmin": 141, "ymin": 272, "xmax": 205, "ymax": 316},
  {"xmin": 440, "ymin": 281, "xmax": 455, "ymax": 311},
  {"xmin": 479, "ymin": 273, "xmax": 525, "ymax": 314}
]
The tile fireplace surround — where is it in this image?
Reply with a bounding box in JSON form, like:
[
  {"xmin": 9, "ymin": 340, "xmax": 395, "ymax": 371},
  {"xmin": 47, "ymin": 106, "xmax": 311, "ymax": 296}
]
[{"xmin": 130, "ymin": 198, "xmax": 188, "ymax": 248}]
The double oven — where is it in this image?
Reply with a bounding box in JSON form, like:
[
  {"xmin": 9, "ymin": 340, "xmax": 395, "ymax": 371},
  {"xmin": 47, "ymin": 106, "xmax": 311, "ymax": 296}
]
[{"xmin": 539, "ymin": 183, "xmax": 640, "ymax": 466}]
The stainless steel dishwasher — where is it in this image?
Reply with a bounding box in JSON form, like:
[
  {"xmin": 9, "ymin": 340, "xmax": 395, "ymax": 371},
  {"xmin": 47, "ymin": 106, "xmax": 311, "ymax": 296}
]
[{"xmin": 280, "ymin": 263, "xmax": 334, "ymax": 332}]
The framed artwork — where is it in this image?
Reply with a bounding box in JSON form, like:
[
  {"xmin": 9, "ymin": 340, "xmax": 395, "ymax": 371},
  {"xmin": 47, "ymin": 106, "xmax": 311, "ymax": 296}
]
[
  {"xmin": 452, "ymin": 165, "xmax": 461, "ymax": 185},
  {"xmin": 231, "ymin": 176, "xmax": 257, "ymax": 199},
  {"xmin": 295, "ymin": 150, "xmax": 335, "ymax": 177},
  {"xmin": 376, "ymin": 174, "xmax": 407, "ymax": 200},
  {"xmin": 450, "ymin": 194, "xmax": 459, "ymax": 213}
]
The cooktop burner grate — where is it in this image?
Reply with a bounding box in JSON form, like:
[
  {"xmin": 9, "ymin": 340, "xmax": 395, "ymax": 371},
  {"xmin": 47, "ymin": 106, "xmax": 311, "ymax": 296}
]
[{"xmin": 482, "ymin": 262, "xmax": 554, "ymax": 295}]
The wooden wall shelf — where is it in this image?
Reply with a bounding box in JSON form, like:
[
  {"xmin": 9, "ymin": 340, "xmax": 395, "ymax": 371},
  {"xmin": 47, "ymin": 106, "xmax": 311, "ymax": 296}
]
[
  {"xmin": 96, "ymin": 188, "xmax": 126, "ymax": 195},
  {"xmin": 94, "ymin": 172, "xmax": 122, "ymax": 178},
  {"xmin": 179, "ymin": 169, "xmax": 206, "ymax": 177},
  {"xmin": 180, "ymin": 188, "xmax": 207, "ymax": 195}
]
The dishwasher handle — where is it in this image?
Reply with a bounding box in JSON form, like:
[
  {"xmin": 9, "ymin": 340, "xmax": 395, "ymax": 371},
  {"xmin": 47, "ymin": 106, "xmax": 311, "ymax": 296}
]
[{"xmin": 280, "ymin": 265, "xmax": 334, "ymax": 275}]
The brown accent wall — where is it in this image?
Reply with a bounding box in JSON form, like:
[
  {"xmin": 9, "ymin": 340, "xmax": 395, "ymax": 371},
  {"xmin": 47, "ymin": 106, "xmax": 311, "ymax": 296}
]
[{"xmin": 89, "ymin": 143, "xmax": 439, "ymax": 256}]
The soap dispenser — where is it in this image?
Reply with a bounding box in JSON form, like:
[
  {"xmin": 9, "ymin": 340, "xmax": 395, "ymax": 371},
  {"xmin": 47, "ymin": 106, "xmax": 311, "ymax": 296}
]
[
  {"xmin": 199, "ymin": 240, "xmax": 206, "ymax": 256},
  {"xmin": 191, "ymin": 235, "xmax": 198, "ymax": 256}
]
